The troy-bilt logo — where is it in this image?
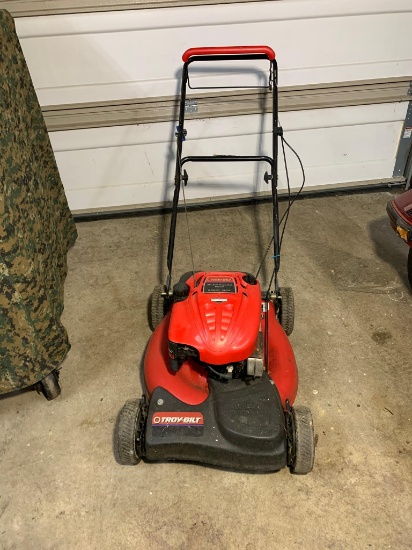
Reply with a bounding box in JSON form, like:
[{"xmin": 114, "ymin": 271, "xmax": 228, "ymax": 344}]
[{"xmin": 152, "ymin": 412, "xmax": 204, "ymax": 426}]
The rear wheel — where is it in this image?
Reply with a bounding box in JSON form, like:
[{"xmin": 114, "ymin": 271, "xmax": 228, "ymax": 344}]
[
  {"xmin": 290, "ymin": 405, "xmax": 315, "ymax": 475},
  {"xmin": 279, "ymin": 287, "xmax": 295, "ymax": 336},
  {"xmin": 39, "ymin": 370, "xmax": 61, "ymax": 401},
  {"xmin": 150, "ymin": 285, "xmax": 166, "ymax": 331},
  {"xmin": 117, "ymin": 398, "xmax": 145, "ymax": 465},
  {"xmin": 408, "ymin": 248, "xmax": 412, "ymax": 290}
]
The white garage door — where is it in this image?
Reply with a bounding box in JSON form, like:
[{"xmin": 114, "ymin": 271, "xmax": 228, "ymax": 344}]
[{"xmin": 6, "ymin": 0, "xmax": 412, "ymax": 212}]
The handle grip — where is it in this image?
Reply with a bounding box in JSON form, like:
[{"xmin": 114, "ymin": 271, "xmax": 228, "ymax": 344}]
[{"xmin": 182, "ymin": 45, "xmax": 275, "ymax": 62}]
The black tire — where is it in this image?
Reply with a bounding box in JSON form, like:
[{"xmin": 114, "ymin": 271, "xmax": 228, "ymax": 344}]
[
  {"xmin": 150, "ymin": 284, "xmax": 166, "ymax": 331},
  {"xmin": 279, "ymin": 287, "xmax": 295, "ymax": 336},
  {"xmin": 290, "ymin": 406, "xmax": 315, "ymax": 475},
  {"xmin": 39, "ymin": 370, "xmax": 61, "ymax": 401},
  {"xmin": 408, "ymin": 248, "xmax": 412, "ymax": 290},
  {"xmin": 117, "ymin": 399, "xmax": 142, "ymax": 465}
]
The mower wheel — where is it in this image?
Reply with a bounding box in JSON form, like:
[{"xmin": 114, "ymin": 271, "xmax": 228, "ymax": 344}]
[
  {"xmin": 150, "ymin": 284, "xmax": 167, "ymax": 331},
  {"xmin": 117, "ymin": 399, "xmax": 143, "ymax": 465},
  {"xmin": 279, "ymin": 287, "xmax": 295, "ymax": 336},
  {"xmin": 408, "ymin": 249, "xmax": 412, "ymax": 290},
  {"xmin": 290, "ymin": 406, "xmax": 315, "ymax": 475},
  {"xmin": 38, "ymin": 370, "xmax": 61, "ymax": 401}
]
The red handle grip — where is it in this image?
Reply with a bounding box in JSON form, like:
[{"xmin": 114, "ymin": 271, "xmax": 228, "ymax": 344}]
[{"xmin": 182, "ymin": 45, "xmax": 275, "ymax": 62}]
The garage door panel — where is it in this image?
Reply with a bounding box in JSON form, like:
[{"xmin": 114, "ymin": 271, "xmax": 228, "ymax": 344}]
[
  {"xmin": 16, "ymin": 0, "xmax": 412, "ymax": 105},
  {"xmin": 52, "ymin": 104, "xmax": 406, "ymax": 211}
]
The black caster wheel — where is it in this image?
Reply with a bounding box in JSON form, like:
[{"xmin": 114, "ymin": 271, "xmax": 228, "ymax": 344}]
[
  {"xmin": 117, "ymin": 397, "xmax": 146, "ymax": 465},
  {"xmin": 279, "ymin": 287, "xmax": 295, "ymax": 336},
  {"xmin": 149, "ymin": 285, "xmax": 167, "ymax": 331},
  {"xmin": 39, "ymin": 369, "xmax": 61, "ymax": 401}
]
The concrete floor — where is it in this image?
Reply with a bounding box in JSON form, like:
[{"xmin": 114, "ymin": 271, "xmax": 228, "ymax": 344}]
[{"xmin": 1, "ymin": 190, "xmax": 411, "ymax": 549}]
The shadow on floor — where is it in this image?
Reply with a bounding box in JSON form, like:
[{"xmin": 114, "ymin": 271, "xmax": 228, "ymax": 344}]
[{"xmin": 368, "ymin": 215, "xmax": 411, "ymax": 292}]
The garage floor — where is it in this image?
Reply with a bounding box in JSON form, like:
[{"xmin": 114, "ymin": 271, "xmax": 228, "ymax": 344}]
[{"xmin": 1, "ymin": 190, "xmax": 411, "ymax": 549}]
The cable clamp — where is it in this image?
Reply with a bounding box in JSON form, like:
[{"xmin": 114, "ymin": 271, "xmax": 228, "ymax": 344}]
[{"xmin": 175, "ymin": 126, "xmax": 187, "ymax": 140}]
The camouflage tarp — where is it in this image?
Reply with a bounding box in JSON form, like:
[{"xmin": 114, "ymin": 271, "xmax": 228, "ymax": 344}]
[{"xmin": 0, "ymin": 10, "xmax": 77, "ymax": 394}]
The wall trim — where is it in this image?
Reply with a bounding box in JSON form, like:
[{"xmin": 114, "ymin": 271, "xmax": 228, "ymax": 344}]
[
  {"xmin": 42, "ymin": 77, "xmax": 412, "ymax": 132},
  {"xmin": 1, "ymin": 0, "xmax": 278, "ymax": 18}
]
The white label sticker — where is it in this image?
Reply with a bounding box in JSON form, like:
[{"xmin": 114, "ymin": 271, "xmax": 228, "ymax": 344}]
[{"xmin": 403, "ymin": 127, "xmax": 412, "ymax": 139}]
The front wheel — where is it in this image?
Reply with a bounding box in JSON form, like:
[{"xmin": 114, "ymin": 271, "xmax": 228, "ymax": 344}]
[
  {"xmin": 117, "ymin": 398, "xmax": 145, "ymax": 465},
  {"xmin": 408, "ymin": 248, "xmax": 412, "ymax": 290},
  {"xmin": 289, "ymin": 405, "xmax": 315, "ymax": 475}
]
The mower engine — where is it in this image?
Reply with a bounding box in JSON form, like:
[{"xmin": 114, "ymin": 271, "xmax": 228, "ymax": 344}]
[{"xmin": 167, "ymin": 272, "xmax": 262, "ymax": 379}]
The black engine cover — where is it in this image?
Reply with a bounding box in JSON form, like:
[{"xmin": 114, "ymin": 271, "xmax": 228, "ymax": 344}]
[{"xmin": 144, "ymin": 372, "xmax": 287, "ymax": 472}]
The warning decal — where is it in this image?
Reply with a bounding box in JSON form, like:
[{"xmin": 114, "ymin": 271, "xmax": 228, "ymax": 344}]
[{"xmin": 203, "ymin": 276, "xmax": 236, "ymax": 293}]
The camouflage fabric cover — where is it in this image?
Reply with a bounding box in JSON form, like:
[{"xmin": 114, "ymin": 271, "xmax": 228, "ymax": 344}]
[{"xmin": 0, "ymin": 10, "xmax": 77, "ymax": 394}]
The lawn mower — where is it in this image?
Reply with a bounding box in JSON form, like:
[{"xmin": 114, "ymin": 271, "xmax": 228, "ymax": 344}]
[
  {"xmin": 386, "ymin": 187, "xmax": 412, "ymax": 289},
  {"xmin": 117, "ymin": 46, "xmax": 315, "ymax": 474}
]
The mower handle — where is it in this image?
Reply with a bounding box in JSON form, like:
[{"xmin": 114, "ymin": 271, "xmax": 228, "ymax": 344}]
[{"xmin": 182, "ymin": 46, "xmax": 275, "ymax": 62}]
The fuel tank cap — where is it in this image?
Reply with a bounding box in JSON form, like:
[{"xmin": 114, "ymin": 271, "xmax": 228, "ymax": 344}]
[{"xmin": 173, "ymin": 282, "xmax": 190, "ymax": 301}]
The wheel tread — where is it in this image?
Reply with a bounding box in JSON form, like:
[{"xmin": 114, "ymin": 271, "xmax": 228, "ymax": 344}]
[
  {"xmin": 280, "ymin": 287, "xmax": 295, "ymax": 336},
  {"xmin": 117, "ymin": 399, "xmax": 141, "ymax": 465},
  {"xmin": 150, "ymin": 285, "xmax": 166, "ymax": 331},
  {"xmin": 291, "ymin": 405, "xmax": 315, "ymax": 475}
]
